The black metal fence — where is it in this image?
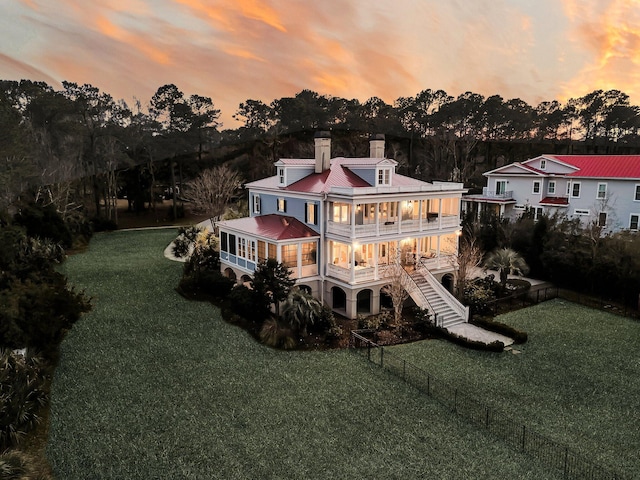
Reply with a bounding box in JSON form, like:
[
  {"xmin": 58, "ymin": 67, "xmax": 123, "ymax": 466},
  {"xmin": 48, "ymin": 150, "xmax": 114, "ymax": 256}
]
[
  {"xmin": 349, "ymin": 331, "xmax": 626, "ymax": 480},
  {"xmin": 483, "ymin": 286, "xmax": 640, "ymax": 320}
]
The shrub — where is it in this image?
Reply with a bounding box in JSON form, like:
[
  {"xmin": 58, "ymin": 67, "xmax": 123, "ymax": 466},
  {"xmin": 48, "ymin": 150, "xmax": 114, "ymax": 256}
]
[
  {"xmin": 227, "ymin": 285, "xmax": 269, "ymax": 323},
  {"xmin": 463, "ymin": 276, "xmax": 498, "ymax": 315},
  {"xmin": 13, "ymin": 203, "xmax": 72, "ymax": 249},
  {"xmin": 64, "ymin": 210, "xmax": 93, "ymax": 243},
  {"xmin": 471, "ymin": 316, "xmax": 528, "ymax": 344},
  {"xmin": 0, "ymin": 449, "xmax": 51, "ymax": 480},
  {"xmin": 357, "ymin": 311, "xmax": 393, "ymax": 331},
  {"xmin": 183, "ymin": 243, "xmax": 220, "ymax": 277},
  {"xmin": 172, "ymin": 236, "xmax": 192, "ymax": 258},
  {"xmin": 412, "ymin": 306, "xmax": 433, "ymax": 334},
  {"xmin": 196, "ymin": 271, "xmax": 234, "ymax": 298},
  {"xmin": 173, "ymin": 226, "xmax": 209, "ymax": 259},
  {"xmin": 259, "ymin": 319, "xmax": 297, "ymax": 349},
  {"xmin": 0, "ymin": 274, "xmax": 91, "ymax": 350},
  {"xmin": 0, "ymin": 350, "xmax": 49, "ymax": 451},
  {"xmin": 281, "ymin": 289, "xmax": 323, "ymax": 335}
]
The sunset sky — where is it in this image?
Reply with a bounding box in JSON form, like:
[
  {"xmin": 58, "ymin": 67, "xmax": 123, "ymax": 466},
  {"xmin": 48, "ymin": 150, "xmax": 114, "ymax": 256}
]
[{"xmin": 2, "ymin": 0, "xmax": 640, "ymax": 126}]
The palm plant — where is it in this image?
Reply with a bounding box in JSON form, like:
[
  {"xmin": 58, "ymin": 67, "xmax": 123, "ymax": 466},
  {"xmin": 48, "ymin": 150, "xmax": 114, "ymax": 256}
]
[
  {"xmin": 483, "ymin": 247, "xmax": 530, "ymax": 288},
  {"xmin": 281, "ymin": 289, "xmax": 323, "ymax": 335}
]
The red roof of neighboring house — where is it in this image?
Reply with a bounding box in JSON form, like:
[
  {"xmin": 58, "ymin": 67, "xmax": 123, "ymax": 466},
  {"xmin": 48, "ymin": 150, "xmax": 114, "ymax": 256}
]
[
  {"xmin": 216, "ymin": 215, "xmax": 319, "ymax": 241},
  {"xmin": 545, "ymin": 155, "xmax": 640, "ymax": 179},
  {"xmin": 540, "ymin": 196, "xmax": 569, "ymax": 206}
]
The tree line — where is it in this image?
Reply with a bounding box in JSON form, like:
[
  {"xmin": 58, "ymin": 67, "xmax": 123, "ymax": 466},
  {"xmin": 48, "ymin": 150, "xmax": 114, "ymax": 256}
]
[{"xmin": 3, "ymin": 79, "xmax": 640, "ymax": 225}]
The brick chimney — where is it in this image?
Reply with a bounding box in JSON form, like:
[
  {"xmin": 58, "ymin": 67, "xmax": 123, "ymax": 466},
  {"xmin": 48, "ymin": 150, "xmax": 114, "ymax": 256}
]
[
  {"xmin": 314, "ymin": 131, "xmax": 331, "ymax": 173},
  {"xmin": 369, "ymin": 133, "xmax": 385, "ymax": 158}
]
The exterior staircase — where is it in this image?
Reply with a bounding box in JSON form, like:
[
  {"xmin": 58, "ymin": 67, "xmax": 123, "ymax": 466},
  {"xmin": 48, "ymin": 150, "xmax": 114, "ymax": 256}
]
[{"xmin": 405, "ymin": 267, "xmax": 469, "ymax": 329}]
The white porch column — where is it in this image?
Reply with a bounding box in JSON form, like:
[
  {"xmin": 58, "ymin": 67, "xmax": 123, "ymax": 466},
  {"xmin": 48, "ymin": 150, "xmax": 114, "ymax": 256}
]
[
  {"xmin": 296, "ymin": 241, "xmax": 302, "ymax": 279},
  {"xmin": 374, "ymin": 243, "xmax": 379, "ymax": 280},
  {"xmin": 438, "ymin": 198, "xmax": 443, "ymax": 228},
  {"xmin": 350, "ymin": 203, "xmax": 356, "ymax": 239},
  {"xmin": 350, "ymin": 245, "xmax": 355, "ymax": 284}
]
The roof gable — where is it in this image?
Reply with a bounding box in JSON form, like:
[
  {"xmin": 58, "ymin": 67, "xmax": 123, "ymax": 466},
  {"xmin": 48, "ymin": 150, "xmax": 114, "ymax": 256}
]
[{"xmin": 484, "ymin": 162, "xmax": 546, "ymax": 176}]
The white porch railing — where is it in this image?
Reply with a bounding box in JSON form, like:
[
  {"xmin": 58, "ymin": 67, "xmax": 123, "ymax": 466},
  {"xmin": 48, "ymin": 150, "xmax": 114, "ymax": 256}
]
[
  {"xmin": 327, "ymin": 215, "xmax": 461, "ymax": 238},
  {"xmin": 326, "ymin": 254, "xmax": 457, "ymax": 284},
  {"xmin": 327, "ymin": 263, "xmax": 375, "ymax": 283},
  {"xmin": 482, "ymin": 187, "xmax": 514, "ymax": 199}
]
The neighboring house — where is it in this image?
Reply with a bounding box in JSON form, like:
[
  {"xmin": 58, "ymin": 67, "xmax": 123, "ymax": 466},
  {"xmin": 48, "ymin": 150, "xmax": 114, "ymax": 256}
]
[
  {"xmin": 216, "ymin": 132, "xmax": 469, "ymax": 325},
  {"xmin": 463, "ymin": 155, "xmax": 640, "ymax": 233}
]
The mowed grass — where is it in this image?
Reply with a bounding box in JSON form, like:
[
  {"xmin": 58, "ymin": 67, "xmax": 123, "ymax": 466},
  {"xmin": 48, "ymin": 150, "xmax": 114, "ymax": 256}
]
[
  {"xmin": 390, "ymin": 300, "xmax": 640, "ymax": 478},
  {"xmin": 46, "ymin": 229, "xmax": 560, "ymax": 479}
]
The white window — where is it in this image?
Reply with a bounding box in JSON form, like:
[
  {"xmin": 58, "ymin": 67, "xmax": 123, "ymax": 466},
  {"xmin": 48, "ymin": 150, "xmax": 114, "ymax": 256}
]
[
  {"xmin": 278, "ymin": 167, "xmax": 285, "ymax": 185},
  {"xmin": 597, "ymin": 183, "xmax": 607, "ymax": 199},
  {"xmin": 238, "ymin": 237, "xmax": 246, "ymax": 258},
  {"xmin": 532, "ymin": 181, "xmax": 541, "ymax": 194},
  {"xmin": 377, "ymin": 168, "xmax": 390, "ymax": 186},
  {"xmin": 635, "ymin": 185, "xmax": 640, "ymax": 201},
  {"xmin": 513, "ymin": 204, "xmax": 526, "ymax": 210},
  {"xmin": 496, "ymin": 180, "xmax": 507, "ymax": 195},
  {"xmin": 571, "ymin": 182, "xmax": 581, "ymax": 198},
  {"xmin": 540, "ymin": 159, "xmax": 546, "ymax": 170},
  {"xmin": 305, "ymin": 202, "xmax": 317, "ymax": 225},
  {"xmin": 249, "ymin": 240, "xmax": 256, "ymax": 261},
  {"xmin": 630, "ymin": 214, "xmax": 639, "ymax": 230},
  {"xmin": 277, "ymin": 198, "xmax": 286, "ymax": 213},
  {"xmin": 281, "ymin": 244, "xmax": 297, "ymax": 268},
  {"xmin": 548, "ymin": 181, "xmax": 556, "ymax": 195},
  {"xmin": 566, "ymin": 182, "xmax": 571, "ymax": 195},
  {"xmin": 332, "ymin": 203, "xmax": 350, "ymax": 223},
  {"xmin": 574, "ymin": 209, "xmax": 590, "ymax": 216},
  {"xmin": 253, "ymin": 195, "xmax": 260, "ymax": 214}
]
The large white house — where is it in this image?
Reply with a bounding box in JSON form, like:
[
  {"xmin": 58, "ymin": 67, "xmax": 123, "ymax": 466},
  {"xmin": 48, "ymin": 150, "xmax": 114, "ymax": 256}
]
[
  {"xmin": 463, "ymin": 155, "xmax": 640, "ymax": 233},
  {"xmin": 216, "ymin": 132, "xmax": 469, "ymax": 325}
]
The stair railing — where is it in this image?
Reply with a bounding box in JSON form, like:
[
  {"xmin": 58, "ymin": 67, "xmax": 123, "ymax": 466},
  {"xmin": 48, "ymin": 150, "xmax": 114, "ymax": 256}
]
[
  {"xmin": 416, "ymin": 258, "xmax": 469, "ymax": 323},
  {"xmin": 402, "ymin": 270, "xmax": 438, "ymax": 324}
]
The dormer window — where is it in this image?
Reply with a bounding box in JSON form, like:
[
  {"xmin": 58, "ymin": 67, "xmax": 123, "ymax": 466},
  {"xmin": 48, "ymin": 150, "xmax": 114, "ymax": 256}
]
[
  {"xmin": 278, "ymin": 167, "xmax": 285, "ymax": 185},
  {"xmin": 377, "ymin": 168, "xmax": 391, "ymax": 186},
  {"xmin": 540, "ymin": 159, "xmax": 546, "ymax": 170}
]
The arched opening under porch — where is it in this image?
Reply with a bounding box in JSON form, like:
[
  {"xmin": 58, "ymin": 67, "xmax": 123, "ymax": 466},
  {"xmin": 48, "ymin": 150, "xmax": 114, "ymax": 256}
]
[
  {"xmin": 332, "ymin": 286, "xmax": 347, "ymax": 311},
  {"xmin": 356, "ymin": 289, "xmax": 372, "ymax": 314},
  {"xmin": 223, "ymin": 268, "xmax": 237, "ymax": 283}
]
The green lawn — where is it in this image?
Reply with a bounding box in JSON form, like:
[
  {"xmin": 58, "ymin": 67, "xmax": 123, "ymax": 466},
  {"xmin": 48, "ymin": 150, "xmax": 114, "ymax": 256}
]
[
  {"xmin": 389, "ymin": 300, "xmax": 640, "ymax": 478},
  {"xmin": 47, "ymin": 229, "xmax": 559, "ymax": 479}
]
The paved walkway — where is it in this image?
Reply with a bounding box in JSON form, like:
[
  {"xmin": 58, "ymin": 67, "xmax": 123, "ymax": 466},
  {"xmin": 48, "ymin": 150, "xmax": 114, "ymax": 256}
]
[{"xmin": 447, "ymin": 323, "xmax": 514, "ymax": 347}]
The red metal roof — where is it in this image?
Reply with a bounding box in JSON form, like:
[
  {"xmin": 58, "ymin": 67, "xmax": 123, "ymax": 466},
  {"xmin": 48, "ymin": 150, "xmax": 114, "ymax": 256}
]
[
  {"xmin": 216, "ymin": 215, "xmax": 319, "ymax": 241},
  {"xmin": 546, "ymin": 155, "xmax": 640, "ymax": 179},
  {"xmin": 540, "ymin": 196, "xmax": 569, "ymax": 206},
  {"xmin": 285, "ymin": 161, "xmax": 372, "ymax": 193},
  {"xmin": 285, "ymin": 157, "xmax": 430, "ymax": 193}
]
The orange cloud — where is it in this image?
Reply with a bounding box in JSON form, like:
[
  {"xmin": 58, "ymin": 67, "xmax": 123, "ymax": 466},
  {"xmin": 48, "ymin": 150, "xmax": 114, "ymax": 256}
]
[{"xmin": 560, "ymin": 0, "xmax": 640, "ymax": 101}]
